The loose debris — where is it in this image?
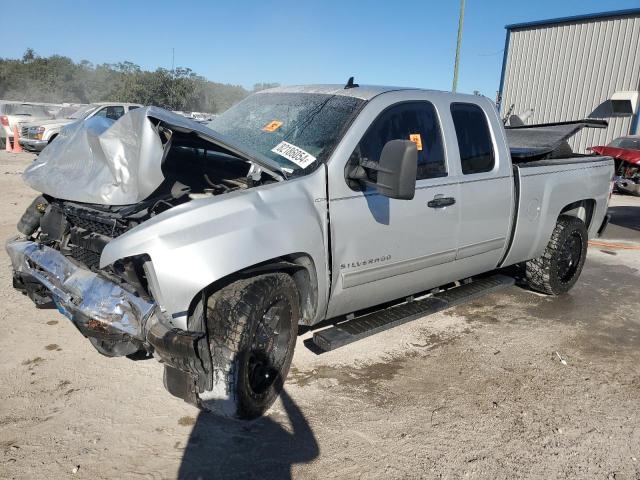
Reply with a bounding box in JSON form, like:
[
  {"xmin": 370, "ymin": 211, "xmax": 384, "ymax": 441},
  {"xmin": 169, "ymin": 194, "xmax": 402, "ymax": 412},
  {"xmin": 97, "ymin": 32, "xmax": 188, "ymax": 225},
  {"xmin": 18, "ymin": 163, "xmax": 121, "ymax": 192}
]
[{"xmin": 555, "ymin": 351, "xmax": 568, "ymax": 366}]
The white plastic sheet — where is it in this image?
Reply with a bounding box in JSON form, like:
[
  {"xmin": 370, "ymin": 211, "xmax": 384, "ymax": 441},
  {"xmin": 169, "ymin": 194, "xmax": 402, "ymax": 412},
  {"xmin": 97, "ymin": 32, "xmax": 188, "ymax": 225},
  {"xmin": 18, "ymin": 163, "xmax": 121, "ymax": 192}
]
[{"xmin": 23, "ymin": 107, "xmax": 165, "ymax": 205}]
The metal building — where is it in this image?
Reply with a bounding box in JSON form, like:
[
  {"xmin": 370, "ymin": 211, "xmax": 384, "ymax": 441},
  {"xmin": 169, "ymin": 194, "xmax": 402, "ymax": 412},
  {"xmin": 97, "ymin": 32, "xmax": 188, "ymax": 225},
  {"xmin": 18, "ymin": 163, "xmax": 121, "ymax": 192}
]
[{"xmin": 498, "ymin": 8, "xmax": 640, "ymax": 153}]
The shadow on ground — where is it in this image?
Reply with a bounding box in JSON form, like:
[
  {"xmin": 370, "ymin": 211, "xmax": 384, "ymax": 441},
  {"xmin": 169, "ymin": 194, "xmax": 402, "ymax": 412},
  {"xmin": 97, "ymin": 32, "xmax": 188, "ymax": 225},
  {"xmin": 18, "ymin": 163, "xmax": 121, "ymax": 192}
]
[{"xmin": 178, "ymin": 389, "xmax": 318, "ymax": 480}]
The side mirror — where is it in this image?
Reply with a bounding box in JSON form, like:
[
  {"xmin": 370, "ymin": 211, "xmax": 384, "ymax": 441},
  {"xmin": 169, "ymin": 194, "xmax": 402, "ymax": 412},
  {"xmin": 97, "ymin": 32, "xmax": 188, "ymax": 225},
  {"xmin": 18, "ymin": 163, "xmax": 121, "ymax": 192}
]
[
  {"xmin": 375, "ymin": 140, "xmax": 418, "ymax": 200},
  {"xmin": 346, "ymin": 139, "xmax": 418, "ymax": 200}
]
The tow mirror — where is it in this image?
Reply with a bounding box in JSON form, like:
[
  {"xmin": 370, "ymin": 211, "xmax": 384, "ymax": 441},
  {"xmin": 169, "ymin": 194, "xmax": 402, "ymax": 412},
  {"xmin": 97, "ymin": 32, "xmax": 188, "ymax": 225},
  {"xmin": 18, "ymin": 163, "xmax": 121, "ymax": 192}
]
[
  {"xmin": 376, "ymin": 140, "xmax": 418, "ymax": 200},
  {"xmin": 347, "ymin": 139, "xmax": 418, "ymax": 200}
]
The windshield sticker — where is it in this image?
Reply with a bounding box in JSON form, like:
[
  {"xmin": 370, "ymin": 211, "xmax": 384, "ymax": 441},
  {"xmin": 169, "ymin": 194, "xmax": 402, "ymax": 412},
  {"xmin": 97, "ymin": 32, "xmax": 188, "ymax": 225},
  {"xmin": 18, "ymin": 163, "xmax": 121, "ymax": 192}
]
[
  {"xmin": 271, "ymin": 141, "xmax": 316, "ymax": 169},
  {"xmin": 262, "ymin": 120, "xmax": 283, "ymax": 132},
  {"xmin": 409, "ymin": 133, "xmax": 423, "ymax": 151}
]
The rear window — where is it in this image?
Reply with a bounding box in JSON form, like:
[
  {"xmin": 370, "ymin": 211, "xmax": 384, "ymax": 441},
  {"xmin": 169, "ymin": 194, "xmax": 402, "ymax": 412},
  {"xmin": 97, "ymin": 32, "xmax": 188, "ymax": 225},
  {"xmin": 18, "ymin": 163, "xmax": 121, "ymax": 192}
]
[{"xmin": 450, "ymin": 103, "xmax": 495, "ymax": 174}]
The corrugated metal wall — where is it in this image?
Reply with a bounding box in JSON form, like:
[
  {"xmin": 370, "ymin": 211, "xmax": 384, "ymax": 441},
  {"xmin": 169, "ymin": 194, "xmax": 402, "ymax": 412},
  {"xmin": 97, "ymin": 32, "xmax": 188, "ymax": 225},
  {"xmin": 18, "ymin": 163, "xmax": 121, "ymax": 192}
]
[{"xmin": 500, "ymin": 13, "xmax": 640, "ymax": 153}]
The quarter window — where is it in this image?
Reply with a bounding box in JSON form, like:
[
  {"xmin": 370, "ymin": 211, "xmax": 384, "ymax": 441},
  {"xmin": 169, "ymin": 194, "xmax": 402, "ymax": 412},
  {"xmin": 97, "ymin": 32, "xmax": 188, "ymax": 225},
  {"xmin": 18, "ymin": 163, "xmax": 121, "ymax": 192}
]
[
  {"xmin": 450, "ymin": 103, "xmax": 495, "ymax": 174},
  {"xmin": 352, "ymin": 102, "xmax": 447, "ymax": 180}
]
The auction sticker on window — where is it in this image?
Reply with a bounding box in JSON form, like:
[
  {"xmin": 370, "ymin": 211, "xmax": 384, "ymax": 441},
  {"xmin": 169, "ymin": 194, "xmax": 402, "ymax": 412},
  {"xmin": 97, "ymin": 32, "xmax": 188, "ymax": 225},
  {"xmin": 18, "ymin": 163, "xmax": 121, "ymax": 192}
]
[
  {"xmin": 271, "ymin": 141, "xmax": 316, "ymax": 169},
  {"xmin": 409, "ymin": 133, "xmax": 423, "ymax": 151},
  {"xmin": 262, "ymin": 120, "xmax": 283, "ymax": 132}
]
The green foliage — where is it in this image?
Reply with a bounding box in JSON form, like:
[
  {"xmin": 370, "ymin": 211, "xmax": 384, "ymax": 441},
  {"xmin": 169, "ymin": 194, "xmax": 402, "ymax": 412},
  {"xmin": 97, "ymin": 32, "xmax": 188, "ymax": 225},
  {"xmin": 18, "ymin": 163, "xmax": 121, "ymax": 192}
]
[{"xmin": 0, "ymin": 50, "xmax": 269, "ymax": 113}]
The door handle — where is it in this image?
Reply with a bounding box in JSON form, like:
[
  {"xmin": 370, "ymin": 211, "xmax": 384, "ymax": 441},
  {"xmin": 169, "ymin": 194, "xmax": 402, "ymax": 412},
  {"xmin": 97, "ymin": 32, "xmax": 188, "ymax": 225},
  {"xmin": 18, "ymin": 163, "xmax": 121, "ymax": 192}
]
[{"xmin": 427, "ymin": 196, "xmax": 456, "ymax": 208}]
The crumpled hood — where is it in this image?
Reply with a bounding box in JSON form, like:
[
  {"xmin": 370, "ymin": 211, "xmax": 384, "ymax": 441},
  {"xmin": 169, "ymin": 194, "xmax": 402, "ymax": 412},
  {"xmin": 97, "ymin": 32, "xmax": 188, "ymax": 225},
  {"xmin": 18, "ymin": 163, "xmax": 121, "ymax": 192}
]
[{"xmin": 22, "ymin": 106, "xmax": 283, "ymax": 205}]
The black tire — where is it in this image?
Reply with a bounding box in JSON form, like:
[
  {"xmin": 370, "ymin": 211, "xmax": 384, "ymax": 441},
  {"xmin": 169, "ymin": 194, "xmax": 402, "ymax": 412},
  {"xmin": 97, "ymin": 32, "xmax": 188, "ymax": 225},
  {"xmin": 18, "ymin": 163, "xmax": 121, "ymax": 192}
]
[
  {"xmin": 196, "ymin": 272, "xmax": 299, "ymax": 419},
  {"xmin": 526, "ymin": 215, "xmax": 588, "ymax": 295}
]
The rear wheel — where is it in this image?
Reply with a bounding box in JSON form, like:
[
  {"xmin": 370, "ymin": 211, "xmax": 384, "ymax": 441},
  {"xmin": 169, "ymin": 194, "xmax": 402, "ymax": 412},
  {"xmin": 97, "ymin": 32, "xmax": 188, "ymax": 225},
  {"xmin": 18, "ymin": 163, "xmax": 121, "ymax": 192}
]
[
  {"xmin": 526, "ymin": 215, "xmax": 588, "ymax": 295},
  {"xmin": 196, "ymin": 272, "xmax": 299, "ymax": 419}
]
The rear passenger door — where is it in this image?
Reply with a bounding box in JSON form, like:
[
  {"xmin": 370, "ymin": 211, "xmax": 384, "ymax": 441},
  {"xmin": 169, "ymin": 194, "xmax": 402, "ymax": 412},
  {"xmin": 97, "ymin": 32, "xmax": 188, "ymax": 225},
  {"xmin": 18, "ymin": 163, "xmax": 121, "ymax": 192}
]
[{"xmin": 449, "ymin": 102, "xmax": 513, "ymax": 273}]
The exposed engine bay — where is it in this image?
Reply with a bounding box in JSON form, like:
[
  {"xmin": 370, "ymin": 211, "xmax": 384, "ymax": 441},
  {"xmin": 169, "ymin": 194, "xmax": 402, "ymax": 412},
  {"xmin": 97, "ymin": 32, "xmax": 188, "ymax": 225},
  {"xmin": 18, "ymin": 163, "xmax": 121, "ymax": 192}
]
[{"xmin": 19, "ymin": 126, "xmax": 275, "ymax": 274}]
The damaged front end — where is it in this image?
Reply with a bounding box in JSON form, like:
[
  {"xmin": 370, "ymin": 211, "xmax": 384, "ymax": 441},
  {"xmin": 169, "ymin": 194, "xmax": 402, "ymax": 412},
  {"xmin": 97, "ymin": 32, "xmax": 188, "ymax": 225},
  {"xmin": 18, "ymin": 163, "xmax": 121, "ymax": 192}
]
[
  {"xmin": 4, "ymin": 106, "xmax": 283, "ymax": 404},
  {"xmin": 8, "ymin": 239, "xmax": 154, "ymax": 356},
  {"xmin": 7, "ymin": 237, "xmax": 213, "ymax": 402}
]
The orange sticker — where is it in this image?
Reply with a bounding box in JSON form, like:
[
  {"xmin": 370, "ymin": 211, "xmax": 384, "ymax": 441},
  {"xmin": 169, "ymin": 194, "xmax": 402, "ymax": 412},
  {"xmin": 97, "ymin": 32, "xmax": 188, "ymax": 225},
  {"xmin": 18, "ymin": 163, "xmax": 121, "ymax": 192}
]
[
  {"xmin": 409, "ymin": 133, "xmax": 423, "ymax": 151},
  {"xmin": 262, "ymin": 120, "xmax": 283, "ymax": 132}
]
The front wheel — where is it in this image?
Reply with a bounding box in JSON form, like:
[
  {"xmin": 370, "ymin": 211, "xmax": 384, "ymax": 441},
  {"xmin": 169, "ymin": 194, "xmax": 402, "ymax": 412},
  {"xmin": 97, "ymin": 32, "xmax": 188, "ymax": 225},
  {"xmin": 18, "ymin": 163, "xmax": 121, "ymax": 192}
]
[
  {"xmin": 195, "ymin": 272, "xmax": 299, "ymax": 419},
  {"xmin": 526, "ymin": 215, "xmax": 588, "ymax": 295}
]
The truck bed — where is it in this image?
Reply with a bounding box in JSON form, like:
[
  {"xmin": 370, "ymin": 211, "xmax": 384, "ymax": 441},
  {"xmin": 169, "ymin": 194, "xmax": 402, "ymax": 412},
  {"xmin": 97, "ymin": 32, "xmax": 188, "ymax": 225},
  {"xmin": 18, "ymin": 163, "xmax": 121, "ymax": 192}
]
[{"xmin": 500, "ymin": 155, "xmax": 613, "ymax": 268}]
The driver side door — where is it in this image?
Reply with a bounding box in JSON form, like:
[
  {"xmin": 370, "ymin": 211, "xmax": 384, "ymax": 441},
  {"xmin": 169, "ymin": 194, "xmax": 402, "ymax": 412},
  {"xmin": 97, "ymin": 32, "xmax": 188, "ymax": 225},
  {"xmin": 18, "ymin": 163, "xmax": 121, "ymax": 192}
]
[{"xmin": 326, "ymin": 99, "xmax": 460, "ymax": 318}]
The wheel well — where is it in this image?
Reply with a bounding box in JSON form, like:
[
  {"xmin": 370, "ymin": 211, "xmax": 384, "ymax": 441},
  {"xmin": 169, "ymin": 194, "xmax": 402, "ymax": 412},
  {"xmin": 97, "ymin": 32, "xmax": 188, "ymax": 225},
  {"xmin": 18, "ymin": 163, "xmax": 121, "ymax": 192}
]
[
  {"xmin": 560, "ymin": 199, "xmax": 595, "ymax": 229},
  {"xmin": 48, "ymin": 134, "xmax": 58, "ymax": 143},
  {"xmin": 187, "ymin": 253, "xmax": 319, "ymax": 327}
]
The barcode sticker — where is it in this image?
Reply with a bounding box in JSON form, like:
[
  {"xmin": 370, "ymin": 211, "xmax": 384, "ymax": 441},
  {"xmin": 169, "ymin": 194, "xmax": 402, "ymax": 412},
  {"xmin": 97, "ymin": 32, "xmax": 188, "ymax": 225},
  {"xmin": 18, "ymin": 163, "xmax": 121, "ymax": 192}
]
[{"xmin": 271, "ymin": 141, "xmax": 316, "ymax": 169}]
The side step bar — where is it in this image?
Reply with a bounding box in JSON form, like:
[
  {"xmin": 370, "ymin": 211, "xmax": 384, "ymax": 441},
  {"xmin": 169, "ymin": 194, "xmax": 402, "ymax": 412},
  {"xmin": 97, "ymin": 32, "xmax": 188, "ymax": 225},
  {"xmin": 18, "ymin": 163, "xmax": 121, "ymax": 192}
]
[{"xmin": 312, "ymin": 274, "xmax": 515, "ymax": 352}]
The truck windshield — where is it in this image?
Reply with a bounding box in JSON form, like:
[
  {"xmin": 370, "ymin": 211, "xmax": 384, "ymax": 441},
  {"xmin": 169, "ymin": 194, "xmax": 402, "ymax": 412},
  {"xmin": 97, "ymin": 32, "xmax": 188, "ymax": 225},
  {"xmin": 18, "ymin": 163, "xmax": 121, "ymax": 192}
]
[
  {"xmin": 609, "ymin": 137, "xmax": 640, "ymax": 151},
  {"xmin": 68, "ymin": 105, "xmax": 98, "ymax": 119},
  {"xmin": 207, "ymin": 92, "xmax": 364, "ymax": 172}
]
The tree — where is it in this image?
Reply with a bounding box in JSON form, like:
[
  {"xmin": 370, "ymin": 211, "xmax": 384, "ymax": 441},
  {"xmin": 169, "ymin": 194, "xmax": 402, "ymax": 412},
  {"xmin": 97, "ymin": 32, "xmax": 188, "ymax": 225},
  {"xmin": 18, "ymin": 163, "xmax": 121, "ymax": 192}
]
[
  {"xmin": 22, "ymin": 48, "xmax": 36, "ymax": 63},
  {"xmin": 0, "ymin": 53, "xmax": 255, "ymax": 113}
]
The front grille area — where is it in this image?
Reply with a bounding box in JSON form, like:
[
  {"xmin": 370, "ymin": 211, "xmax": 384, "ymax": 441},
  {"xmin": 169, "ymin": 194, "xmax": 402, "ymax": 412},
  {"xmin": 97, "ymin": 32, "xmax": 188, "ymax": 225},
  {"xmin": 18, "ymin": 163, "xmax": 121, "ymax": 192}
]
[
  {"xmin": 20, "ymin": 126, "xmax": 29, "ymax": 137},
  {"xmin": 70, "ymin": 245, "xmax": 101, "ymax": 270},
  {"xmin": 65, "ymin": 212, "xmax": 127, "ymax": 238},
  {"xmin": 61, "ymin": 205, "xmax": 128, "ymax": 270}
]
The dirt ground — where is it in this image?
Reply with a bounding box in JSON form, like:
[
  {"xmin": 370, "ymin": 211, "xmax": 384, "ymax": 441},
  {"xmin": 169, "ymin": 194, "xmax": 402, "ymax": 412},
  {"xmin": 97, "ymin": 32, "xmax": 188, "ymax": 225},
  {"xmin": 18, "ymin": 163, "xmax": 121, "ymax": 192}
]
[{"xmin": 1, "ymin": 150, "xmax": 639, "ymax": 480}]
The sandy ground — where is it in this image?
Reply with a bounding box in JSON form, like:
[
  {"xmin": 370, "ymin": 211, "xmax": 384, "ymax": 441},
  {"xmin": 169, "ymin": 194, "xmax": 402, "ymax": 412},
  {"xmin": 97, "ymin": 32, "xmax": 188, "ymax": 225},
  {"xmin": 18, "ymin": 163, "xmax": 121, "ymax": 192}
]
[{"xmin": 1, "ymin": 150, "xmax": 639, "ymax": 479}]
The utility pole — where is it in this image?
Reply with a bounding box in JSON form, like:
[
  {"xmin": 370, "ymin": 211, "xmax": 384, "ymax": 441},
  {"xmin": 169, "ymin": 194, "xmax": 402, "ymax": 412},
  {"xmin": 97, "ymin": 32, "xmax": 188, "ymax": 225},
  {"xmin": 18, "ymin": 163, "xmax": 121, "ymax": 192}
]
[
  {"xmin": 452, "ymin": 0, "xmax": 466, "ymax": 92},
  {"xmin": 171, "ymin": 48, "xmax": 175, "ymax": 71}
]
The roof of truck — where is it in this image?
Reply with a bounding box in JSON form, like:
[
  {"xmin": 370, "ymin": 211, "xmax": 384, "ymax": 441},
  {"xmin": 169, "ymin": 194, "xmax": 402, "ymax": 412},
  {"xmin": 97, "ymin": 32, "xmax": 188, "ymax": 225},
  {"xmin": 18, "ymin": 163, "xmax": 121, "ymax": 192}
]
[
  {"xmin": 261, "ymin": 84, "xmax": 417, "ymax": 101},
  {"xmin": 92, "ymin": 102, "xmax": 143, "ymax": 106}
]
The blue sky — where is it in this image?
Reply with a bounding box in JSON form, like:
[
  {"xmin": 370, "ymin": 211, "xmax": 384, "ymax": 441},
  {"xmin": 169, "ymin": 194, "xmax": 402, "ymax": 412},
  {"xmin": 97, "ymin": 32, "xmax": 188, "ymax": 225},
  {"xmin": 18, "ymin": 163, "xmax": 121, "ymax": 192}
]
[{"xmin": 2, "ymin": 0, "xmax": 639, "ymax": 97}]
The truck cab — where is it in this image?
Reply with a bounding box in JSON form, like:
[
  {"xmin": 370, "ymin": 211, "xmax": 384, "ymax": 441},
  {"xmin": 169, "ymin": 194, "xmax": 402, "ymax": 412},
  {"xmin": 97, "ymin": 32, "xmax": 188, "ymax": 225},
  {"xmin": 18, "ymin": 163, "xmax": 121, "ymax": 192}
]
[{"xmin": 325, "ymin": 89, "xmax": 514, "ymax": 317}]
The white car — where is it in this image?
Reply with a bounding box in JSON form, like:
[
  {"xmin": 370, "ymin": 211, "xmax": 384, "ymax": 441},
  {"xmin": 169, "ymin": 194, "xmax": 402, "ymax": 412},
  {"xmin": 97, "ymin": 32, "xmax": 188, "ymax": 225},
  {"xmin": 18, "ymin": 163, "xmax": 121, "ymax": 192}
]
[
  {"xmin": 19, "ymin": 102, "xmax": 142, "ymax": 152},
  {"xmin": 0, "ymin": 102, "xmax": 56, "ymax": 149}
]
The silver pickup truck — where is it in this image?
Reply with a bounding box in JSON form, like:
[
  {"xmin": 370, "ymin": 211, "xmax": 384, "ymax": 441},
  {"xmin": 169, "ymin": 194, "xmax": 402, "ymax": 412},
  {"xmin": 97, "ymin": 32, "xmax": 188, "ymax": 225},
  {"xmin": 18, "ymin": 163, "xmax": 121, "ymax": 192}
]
[{"xmin": 7, "ymin": 84, "xmax": 613, "ymax": 419}]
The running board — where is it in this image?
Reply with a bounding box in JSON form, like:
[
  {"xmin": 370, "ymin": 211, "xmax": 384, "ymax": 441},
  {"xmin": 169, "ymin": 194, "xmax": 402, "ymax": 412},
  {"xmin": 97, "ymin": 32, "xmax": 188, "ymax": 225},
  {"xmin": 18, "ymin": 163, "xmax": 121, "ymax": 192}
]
[{"xmin": 312, "ymin": 274, "xmax": 515, "ymax": 352}]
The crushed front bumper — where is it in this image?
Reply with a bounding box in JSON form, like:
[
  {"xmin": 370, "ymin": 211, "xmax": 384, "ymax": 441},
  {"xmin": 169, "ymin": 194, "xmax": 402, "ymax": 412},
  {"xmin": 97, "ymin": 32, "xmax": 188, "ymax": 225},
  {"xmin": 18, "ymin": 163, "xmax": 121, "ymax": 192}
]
[
  {"xmin": 6, "ymin": 238, "xmax": 212, "ymax": 403},
  {"xmin": 6, "ymin": 239, "xmax": 155, "ymax": 352}
]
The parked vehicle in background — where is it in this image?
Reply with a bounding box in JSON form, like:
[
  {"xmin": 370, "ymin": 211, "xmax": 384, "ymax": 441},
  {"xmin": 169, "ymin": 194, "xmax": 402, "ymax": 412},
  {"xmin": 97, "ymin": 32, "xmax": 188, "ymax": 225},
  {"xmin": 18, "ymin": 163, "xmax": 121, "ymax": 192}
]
[
  {"xmin": 0, "ymin": 102, "xmax": 56, "ymax": 149},
  {"xmin": 590, "ymin": 135, "xmax": 640, "ymax": 196},
  {"xmin": 7, "ymin": 84, "xmax": 613, "ymax": 420},
  {"xmin": 19, "ymin": 102, "xmax": 142, "ymax": 152}
]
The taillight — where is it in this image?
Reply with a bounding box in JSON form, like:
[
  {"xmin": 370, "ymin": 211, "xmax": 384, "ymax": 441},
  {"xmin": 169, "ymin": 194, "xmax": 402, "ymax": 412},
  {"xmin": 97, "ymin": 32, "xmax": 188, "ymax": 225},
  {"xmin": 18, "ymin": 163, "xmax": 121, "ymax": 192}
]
[{"xmin": 0, "ymin": 116, "xmax": 8, "ymax": 127}]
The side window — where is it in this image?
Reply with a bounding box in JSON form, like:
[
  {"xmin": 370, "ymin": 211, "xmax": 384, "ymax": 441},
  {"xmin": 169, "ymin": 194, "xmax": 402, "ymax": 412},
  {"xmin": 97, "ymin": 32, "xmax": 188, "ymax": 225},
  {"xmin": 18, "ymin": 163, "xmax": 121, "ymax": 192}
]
[
  {"xmin": 106, "ymin": 106, "xmax": 125, "ymax": 120},
  {"xmin": 93, "ymin": 107, "xmax": 108, "ymax": 118},
  {"xmin": 450, "ymin": 103, "xmax": 495, "ymax": 174},
  {"xmin": 353, "ymin": 102, "xmax": 446, "ymax": 180}
]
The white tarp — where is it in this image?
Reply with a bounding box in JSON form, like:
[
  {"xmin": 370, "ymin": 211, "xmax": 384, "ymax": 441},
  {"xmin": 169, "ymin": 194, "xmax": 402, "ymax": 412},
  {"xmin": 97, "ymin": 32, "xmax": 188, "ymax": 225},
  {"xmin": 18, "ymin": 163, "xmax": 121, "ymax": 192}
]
[{"xmin": 23, "ymin": 107, "xmax": 165, "ymax": 205}]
